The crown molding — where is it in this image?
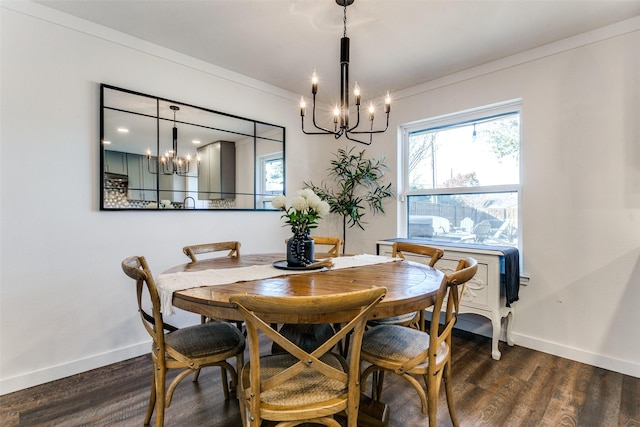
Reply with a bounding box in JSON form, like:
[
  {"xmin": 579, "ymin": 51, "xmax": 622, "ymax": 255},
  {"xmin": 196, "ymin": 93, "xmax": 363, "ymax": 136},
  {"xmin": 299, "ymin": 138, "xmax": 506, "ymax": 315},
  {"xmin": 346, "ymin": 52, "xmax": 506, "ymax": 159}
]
[
  {"xmin": 4, "ymin": 2, "xmax": 639, "ymax": 105},
  {"xmin": 1, "ymin": 1, "xmax": 296, "ymax": 101},
  {"xmin": 393, "ymin": 15, "xmax": 640, "ymax": 101}
]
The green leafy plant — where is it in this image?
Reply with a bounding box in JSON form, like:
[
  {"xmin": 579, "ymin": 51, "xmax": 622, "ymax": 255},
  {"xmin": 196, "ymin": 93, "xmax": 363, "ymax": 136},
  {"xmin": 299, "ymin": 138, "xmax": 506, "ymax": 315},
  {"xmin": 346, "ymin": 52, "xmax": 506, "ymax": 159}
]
[{"xmin": 305, "ymin": 147, "xmax": 394, "ymax": 252}]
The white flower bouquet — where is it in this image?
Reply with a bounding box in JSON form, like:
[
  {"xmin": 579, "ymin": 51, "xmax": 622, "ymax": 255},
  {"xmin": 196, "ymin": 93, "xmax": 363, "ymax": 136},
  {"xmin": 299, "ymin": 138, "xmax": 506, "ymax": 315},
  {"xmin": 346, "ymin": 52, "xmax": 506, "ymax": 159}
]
[{"xmin": 272, "ymin": 189, "xmax": 330, "ymax": 234}]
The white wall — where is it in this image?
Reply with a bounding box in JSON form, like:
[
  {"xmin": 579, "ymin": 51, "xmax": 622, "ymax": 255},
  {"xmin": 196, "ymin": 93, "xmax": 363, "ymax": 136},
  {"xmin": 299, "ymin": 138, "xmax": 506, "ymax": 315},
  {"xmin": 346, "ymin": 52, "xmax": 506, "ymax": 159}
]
[
  {"xmin": 1, "ymin": 3, "xmax": 639, "ymax": 395},
  {"xmin": 0, "ymin": 2, "xmax": 308, "ymax": 394},
  {"xmin": 373, "ymin": 19, "xmax": 640, "ymax": 376},
  {"xmin": 301, "ymin": 18, "xmax": 640, "ymax": 377}
]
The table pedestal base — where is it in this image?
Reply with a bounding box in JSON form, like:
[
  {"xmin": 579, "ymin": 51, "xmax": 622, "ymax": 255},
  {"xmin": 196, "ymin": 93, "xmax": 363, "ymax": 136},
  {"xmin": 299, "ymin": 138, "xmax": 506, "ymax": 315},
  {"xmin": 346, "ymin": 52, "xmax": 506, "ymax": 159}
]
[
  {"xmin": 357, "ymin": 394, "xmax": 390, "ymax": 427},
  {"xmin": 271, "ymin": 324, "xmax": 335, "ymax": 354}
]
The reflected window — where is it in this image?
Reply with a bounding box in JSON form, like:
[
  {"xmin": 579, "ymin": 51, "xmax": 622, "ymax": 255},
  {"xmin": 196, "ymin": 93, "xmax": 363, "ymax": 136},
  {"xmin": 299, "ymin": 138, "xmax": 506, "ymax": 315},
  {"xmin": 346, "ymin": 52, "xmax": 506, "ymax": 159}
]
[{"xmin": 257, "ymin": 152, "xmax": 284, "ymax": 208}]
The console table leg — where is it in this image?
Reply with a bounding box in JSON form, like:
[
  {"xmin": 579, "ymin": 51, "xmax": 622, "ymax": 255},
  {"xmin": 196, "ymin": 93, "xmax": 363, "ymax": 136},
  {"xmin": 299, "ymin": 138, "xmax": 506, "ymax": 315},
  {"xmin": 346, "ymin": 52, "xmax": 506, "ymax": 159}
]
[
  {"xmin": 491, "ymin": 314, "xmax": 502, "ymax": 360},
  {"xmin": 506, "ymin": 308, "xmax": 515, "ymax": 346}
]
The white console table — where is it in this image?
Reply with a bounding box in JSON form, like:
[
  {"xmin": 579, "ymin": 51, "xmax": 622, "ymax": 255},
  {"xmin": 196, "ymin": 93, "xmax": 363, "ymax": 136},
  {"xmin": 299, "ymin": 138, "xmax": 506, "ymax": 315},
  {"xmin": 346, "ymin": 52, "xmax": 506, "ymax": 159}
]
[{"xmin": 377, "ymin": 239, "xmax": 517, "ymax": 360}]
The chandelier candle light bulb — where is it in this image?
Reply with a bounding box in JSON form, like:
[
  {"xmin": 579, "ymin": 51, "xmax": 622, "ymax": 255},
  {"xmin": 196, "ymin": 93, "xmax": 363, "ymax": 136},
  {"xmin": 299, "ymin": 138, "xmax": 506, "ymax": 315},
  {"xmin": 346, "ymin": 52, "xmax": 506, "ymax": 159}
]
[
  {"xmin": 300, "ymin": 96, "xmax": 306, "ymax": 116},
  {"xmin": 312, "ymin": 70, "xmax": 319, "ymax": 94}
]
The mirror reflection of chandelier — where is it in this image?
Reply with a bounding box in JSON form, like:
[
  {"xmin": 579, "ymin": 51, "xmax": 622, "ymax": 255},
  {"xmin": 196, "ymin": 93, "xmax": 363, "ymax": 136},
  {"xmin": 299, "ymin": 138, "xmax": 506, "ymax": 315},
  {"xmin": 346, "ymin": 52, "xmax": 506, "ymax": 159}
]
[
  {"xmin": 300, "ymin": 0, "xmax": 390, "ymax": 145},
  {"xmin": 146, "ymin": 105, "xmax": 199, "ymax": 176}
]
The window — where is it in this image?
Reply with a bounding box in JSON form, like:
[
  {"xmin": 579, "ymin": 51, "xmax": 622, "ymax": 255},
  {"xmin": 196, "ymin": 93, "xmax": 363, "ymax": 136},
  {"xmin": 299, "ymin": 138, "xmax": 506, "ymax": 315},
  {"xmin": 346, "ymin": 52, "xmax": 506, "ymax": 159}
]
[
  {"xmin": 401, "ymin": 100, "xmax": 521, "ymax": 248},
  {"xmin": 257, "ymin": 152, "xmax": 284, "ymax": 208}
]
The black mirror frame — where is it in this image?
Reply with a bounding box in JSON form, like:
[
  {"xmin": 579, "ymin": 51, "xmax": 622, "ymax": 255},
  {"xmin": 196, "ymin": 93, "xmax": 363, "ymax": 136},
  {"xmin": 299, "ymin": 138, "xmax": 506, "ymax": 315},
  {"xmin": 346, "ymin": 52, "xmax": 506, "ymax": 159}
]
[{"xmin": 100, "ymin": 84, "xmax": 285, "ymax": 211}]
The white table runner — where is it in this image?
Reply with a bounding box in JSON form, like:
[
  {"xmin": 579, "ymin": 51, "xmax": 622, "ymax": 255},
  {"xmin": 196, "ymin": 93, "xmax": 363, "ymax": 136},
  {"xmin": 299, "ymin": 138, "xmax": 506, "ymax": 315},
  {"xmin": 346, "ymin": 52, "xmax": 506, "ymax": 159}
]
[{"xmin": 157, "ymin": 254, "xmax": 397, "ymax": 315}]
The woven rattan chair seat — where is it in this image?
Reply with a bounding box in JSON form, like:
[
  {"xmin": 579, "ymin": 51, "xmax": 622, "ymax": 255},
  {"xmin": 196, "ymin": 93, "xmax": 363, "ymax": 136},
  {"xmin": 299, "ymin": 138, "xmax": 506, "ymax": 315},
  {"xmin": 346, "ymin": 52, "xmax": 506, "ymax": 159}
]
[
  {"xmin": 165, "ymin": 321, "xmax": 245, "ymax": 358},
  {"xmin": 362, "ymin": 325, "xmax": 448, "ymax": 368},
  {"xmin": 244, "ymin": 353, "xmax": 347, "ymax": 406}
]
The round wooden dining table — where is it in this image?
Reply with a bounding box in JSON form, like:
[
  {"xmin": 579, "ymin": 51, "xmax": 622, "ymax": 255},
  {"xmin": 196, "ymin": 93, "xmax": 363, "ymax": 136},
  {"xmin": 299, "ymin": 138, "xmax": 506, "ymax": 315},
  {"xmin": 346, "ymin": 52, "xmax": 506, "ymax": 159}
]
[{"xmin": 167, "ymin": 253, "xmax": 444, "ymax": 324}]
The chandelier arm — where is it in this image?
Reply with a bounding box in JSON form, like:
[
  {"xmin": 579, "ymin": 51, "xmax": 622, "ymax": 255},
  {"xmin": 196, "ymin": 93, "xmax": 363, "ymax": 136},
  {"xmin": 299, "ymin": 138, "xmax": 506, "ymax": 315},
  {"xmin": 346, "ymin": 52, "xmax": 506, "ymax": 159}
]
[
  {"xmin": 311, "ymin": 98, "xmax": 337, "ymax": 134},
  {"xmin": 147, "ymin": 157, "xmax": 156, "ymax": 175},
  {"xmin": 307, "ymin": 96, "xmax": 341, "ymax": 135},
  {"xmin": 345, "ymin": 127, "xmax": 389, "ymax": 135},
  {"xmin": 345, "ymin": 113, "xmax": 390, "ymax": 134},
  {"xmin": 147, "ymin": 158, "xmax": 172, "ymax": 176},
  {"xmin": 310, "ymin": 120, "xmax": 339, "ymax": 135},
  {"xmin": 301, "ymin": 116, "xmax": 338, "ymax": 136},
  {"xmin": 147, "ymin": 154, "xmax": 191, "ymax": 176},
  {"xmin": 176, "ymin": 170, "xmax": 197, "ymax": 177},
  {"xmin": 168, "ymin": 158, "xmax": 177, "ymax": 174},
  {"xmin": 344, "ymin": 131, "xmax": 372, "ymax": 145}
]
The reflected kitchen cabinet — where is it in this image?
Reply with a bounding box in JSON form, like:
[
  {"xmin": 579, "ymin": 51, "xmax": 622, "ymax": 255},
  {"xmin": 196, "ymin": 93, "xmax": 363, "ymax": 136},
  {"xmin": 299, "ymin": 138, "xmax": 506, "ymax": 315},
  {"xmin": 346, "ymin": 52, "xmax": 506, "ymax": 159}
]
[
  {"xmin": 127, "ymin": 153, "xmax": 157, "ymax": 201},
  {"xmin": 197, "ymin": 141, "xmax": 236, "ymax": 200},
  {"xmin": 104, "ymin": 150, "xmax": 127, "ymax": 175},
  {"xmin": 159, "ymin": 173, "xmax": 187, "ymax": 203}
]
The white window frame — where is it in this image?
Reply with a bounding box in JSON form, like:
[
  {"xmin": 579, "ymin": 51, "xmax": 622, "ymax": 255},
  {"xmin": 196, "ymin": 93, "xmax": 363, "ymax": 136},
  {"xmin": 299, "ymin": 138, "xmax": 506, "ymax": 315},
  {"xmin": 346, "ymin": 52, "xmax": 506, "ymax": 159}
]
[
  {"xmin": 256, "ymin": 151, "xmax": 284, "ymax": 209},
  {"xmin": 398, "ymin": 99, "xmax": 523, "ymax": 250}
]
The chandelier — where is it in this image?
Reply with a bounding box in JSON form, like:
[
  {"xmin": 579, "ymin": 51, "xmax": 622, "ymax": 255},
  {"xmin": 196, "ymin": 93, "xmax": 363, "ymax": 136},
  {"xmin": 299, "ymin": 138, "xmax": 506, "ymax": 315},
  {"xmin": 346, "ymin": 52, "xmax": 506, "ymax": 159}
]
[
  {"xmin": 146, "ymin": 105, "xmax": 199, "ymax": 176},
  {"xmin": 300, "ymin": 0, "xmax": 390, "ymax": 145}
]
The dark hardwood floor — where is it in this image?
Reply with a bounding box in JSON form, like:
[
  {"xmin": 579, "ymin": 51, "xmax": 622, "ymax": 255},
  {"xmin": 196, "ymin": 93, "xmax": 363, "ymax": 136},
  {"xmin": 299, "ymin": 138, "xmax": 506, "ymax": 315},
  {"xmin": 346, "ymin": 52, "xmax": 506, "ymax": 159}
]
[{"xmin": 1, "ymin": 329, "xmax": 638, "ymax": 426}]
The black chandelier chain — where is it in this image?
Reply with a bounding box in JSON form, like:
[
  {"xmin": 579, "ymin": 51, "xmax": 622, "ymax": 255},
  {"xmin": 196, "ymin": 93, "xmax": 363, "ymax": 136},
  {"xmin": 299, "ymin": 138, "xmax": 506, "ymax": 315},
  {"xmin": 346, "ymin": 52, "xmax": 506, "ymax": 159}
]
[{"xmin": 343, "ymin": 3, "xmax": 348, "ymax": 37}]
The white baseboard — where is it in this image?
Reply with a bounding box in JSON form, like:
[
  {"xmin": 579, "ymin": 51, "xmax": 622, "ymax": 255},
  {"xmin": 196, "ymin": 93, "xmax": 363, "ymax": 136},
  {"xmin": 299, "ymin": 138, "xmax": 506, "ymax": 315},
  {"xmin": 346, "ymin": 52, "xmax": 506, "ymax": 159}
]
[
  {"xmin": 512, "ymin": 333, "xmax": 640, "ymax": 378},
  {"xmin": 452, "ymin": 314, "xmax": 640, "ymax": 378},
  {"xmin": 0, "ymin": 341, "xmax": 151, "ymax": 396},
  {"xmin": 453, "ymin": 315, "xmax": 495, "ymax": 338},
  {"xmin": 3, "ymin": 316, "xmax": 638, "ymax": 396}
]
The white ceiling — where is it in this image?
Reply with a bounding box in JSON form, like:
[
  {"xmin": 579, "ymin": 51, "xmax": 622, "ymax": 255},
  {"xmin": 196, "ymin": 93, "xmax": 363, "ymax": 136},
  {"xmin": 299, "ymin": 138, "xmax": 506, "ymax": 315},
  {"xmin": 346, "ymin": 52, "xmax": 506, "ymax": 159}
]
[{"xmin": 33, "ymin": 0, "xmax": 640, "ymax": 105}]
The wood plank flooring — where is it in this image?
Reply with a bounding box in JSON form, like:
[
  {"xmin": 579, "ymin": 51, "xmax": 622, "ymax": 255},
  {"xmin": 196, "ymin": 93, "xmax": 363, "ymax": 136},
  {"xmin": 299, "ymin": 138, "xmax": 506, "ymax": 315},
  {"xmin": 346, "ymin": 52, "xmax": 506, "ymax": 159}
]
[{"xmin": 1, "ymin": 329, "xmax": 638, "ymax": 426}]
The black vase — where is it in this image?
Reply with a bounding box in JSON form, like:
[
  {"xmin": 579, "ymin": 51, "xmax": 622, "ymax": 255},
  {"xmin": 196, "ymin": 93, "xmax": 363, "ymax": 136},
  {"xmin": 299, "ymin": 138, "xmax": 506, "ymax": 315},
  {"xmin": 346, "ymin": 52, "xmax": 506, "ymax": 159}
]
[{"xmin": 286, "ymin": 231, "xmax": 315, "ymax": 267}]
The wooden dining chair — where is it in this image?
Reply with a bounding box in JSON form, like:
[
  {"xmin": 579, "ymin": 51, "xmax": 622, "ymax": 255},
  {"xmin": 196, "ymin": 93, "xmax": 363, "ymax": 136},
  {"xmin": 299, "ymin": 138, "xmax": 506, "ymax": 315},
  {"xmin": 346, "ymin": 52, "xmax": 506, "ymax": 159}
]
[
  {"xmin": 230, "ymin": 287, "xmax": 387, "ymax": 427},
  {"xmin": 392, "ymin": 241, "xmax": 444, "ymax": 264},
  {"xmin": 182, "ymin": 240, "xmax": 240, "ymax": 263},
  {"xmin": 312, "ymin": 236, "xmax": 344, "ymax": 257},
  {"xmin": 360, "ymin": 257, "xmax": 478, "ymax": 426},
  {"xmin": 121, "ymin": 256, "xmax": 245, "ymax": 427},
  {"xmin": 368, "ymin": 242, "xmax": 444, "ymax": 330},
  {"xmin": 182, "ymin": 241, "xmax": 244, "ymax": 328}
]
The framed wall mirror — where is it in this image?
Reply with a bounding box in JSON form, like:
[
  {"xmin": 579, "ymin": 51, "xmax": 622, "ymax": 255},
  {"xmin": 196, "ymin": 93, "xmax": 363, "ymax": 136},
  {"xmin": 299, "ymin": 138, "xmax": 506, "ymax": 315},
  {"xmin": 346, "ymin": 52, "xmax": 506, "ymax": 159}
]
[{"xmin": 100, "ymin": 84, "xmax": 285, "ymax": 210}]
